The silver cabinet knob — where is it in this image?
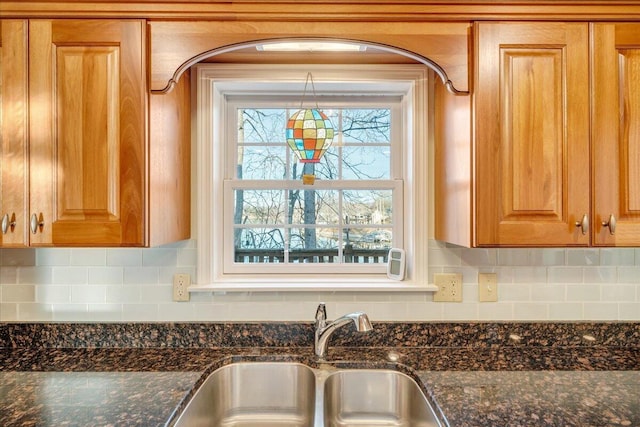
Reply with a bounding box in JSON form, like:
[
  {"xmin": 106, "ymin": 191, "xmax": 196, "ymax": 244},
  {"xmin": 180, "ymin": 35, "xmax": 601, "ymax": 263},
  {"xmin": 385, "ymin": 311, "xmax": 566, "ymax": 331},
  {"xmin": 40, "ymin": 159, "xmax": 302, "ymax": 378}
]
[
  {"xmin": 30, "ymin": 213, "xmax": 44, "ymax": 234},
  {"xmin": 601, "ymin": 214, "xmax": 616, "ymax": 235},
  {"xmin": 575, "ymin": 214, "xmax": 589, "ymax": 235},
  {"xmin": 1, "ymin": 213, "xmax": 16, "ymax": 234}
]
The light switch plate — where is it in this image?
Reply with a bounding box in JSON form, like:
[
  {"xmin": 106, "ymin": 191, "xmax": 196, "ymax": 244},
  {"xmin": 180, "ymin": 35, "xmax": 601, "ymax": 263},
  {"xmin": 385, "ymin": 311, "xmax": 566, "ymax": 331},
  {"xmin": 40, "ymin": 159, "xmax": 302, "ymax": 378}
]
[{"xmin": 478, "ymin": 273, "xmax": 498, "ymax": 302}]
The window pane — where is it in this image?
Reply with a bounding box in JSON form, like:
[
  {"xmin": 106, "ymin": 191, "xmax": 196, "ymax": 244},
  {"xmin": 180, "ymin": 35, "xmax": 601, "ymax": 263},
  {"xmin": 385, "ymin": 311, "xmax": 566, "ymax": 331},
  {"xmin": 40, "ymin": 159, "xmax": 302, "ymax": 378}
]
[
  {"xmin": 289, "ymin": 227, "xmax": 339, "ymax": 263},
  {"xmin": 343, "ymin": 190, "xmax": 393, "ymax": 225},
  {"xmin": 239, "ymin": 146, "xmax": 287, "ymax": 180},
  {"xmin": 239, "ymin": 109, "xmax": 287, "ymax": 143},
  {"xmin": 234, "ymin": 227, "xmax": 285, "ymax": 251},
  {"xmin": 342, "ymin": 146, "xmax": 390, "ymax": 179},
  {"xmin": 235, "ymin": 190, "xmax": 286, "ymax": 224},
  {"xmin": 342, "ymin": 109, "xmax": 391, "ymax": 143},
  {"xmin": 289, "ymin": 190, "xmax": 339, "ymax": 225},
  {"xmin": 344, "ymin": 228, "xmax": 391, "ymax": 264}
]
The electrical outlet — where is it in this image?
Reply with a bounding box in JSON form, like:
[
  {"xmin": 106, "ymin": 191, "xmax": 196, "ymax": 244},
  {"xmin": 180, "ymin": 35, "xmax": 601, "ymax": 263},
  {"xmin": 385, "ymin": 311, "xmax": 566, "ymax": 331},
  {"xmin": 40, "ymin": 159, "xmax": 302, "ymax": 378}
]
[
  {"xmin": 478, "ymin": 273, "xmax": 498, "ymax": 302},
  {"xmin": 433, "ymin": 273, "xmax": 463, "ymax": 302},
  {"xmin": 173, "ymin": 273, "xmax": 191, "ymax": 302}
]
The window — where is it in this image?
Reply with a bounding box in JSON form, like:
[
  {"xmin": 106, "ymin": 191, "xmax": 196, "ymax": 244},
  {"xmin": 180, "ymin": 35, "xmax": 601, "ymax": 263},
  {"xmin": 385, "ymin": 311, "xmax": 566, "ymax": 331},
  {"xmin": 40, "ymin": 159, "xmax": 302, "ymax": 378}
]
[{"xmin": 195, "ymin": 64, "xmax": 431, "ymax": 291}]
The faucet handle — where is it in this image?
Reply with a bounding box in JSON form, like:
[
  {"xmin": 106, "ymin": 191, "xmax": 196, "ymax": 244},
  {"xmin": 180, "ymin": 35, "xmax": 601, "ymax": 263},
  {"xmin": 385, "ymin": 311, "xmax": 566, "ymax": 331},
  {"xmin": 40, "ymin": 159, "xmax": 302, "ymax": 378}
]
[{"xmin": 315, "ymin": 303, "xmax": 327, "ymax": 326}]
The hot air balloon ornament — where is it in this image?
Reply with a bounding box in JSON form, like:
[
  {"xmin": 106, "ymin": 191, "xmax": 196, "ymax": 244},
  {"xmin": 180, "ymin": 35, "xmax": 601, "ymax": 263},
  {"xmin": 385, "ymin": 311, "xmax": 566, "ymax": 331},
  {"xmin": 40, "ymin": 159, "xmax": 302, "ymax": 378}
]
[{"xmin": 286, "ymin": 73, "xmax": 335, "ymax": 185}]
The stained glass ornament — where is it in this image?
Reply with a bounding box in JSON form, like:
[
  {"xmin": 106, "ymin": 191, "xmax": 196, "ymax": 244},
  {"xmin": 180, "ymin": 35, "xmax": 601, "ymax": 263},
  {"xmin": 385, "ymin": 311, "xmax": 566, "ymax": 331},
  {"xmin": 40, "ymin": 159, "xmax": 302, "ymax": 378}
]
[{"xmin": 286, "ymin": 108, "xmax": 335, "ymax": 163}]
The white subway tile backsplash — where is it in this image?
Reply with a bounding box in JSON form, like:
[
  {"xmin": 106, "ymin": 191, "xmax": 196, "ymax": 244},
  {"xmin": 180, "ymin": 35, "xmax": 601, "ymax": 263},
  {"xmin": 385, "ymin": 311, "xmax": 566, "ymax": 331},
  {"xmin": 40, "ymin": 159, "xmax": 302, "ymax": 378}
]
[
  {"xmin": 548, "ymin": 267, "xmax": 583, "ymax": 283},
  {"xmin": 617, "ymin": 267, "xmax": 640, "ymax": 284},
  {"xmin": 18, "ymin": 303, "xmax": 54, "ymax": 321},
  {"xmin": 123, "ymin": 267, "xmax": 159, "ymax": 285},
  {"xmin": 106, "ymin": 285, "xmax": 141, "ymax": 304},
  {"xmin": 53, "ymin": 267, "xmax": 88, "ymax": 285},
  {"xmin": 88, "ymin": 267, "xmax": 124, "ymax": 285},
  {"xmin": 583, "ymin": 267, "xmax": 617, "ymax": 284},
  {"xmin": 1, "ymin": 239, "xmax": 639, "ymax": 321},
  {"xmin": 36, "ymin": 285, "xmax": 70, "ymax": 304},
  {"xmin": 528, "ymin": 248, "xmax": 565, "ymax": 266},
  {"xmin": 567, "ymin": 249, "xmax": 600, "ymax": 266},
  {"xmin": 107, "ymin": 248, "xmax": 143, "ymax": 266},
  {"xmin": 600, "ymin": 283, "xmax": 636, "ymax": 302},
  {"xmin": 18, "ymin": 266, "xmax": 53, "ymax": 285},
  {"xmin": 1, "ymin": 284, "xmax": 35, "ymax": 302},
  {"xmin": 0, "ymin": 303, "xmax": 18, "ymax": 321},
  {"xmin": 499, "ymin": 283, "xmax": 531, "ymax": 301},
  {"xmin": 0, "ymin": 266, "xmax": 17, "ymax": 284},
  {"xmin": 512, "ymin": 267, "xmax": 547, "ymax": 283},
  {"xmin": 142, "ymin": 248, "xmax": 178, "ymax": 267},
  {"xmin": 1, "ymin": 248, "xmax": 36, "ymax": 266},
  {"xmin": 600, "ymin": 248, "xmax": 635, "ymax": 266},
  {"xmin": 548, "ymin": 303, "xmax": 583, "ymax": 320},
  {"xmin": 619, "ymin": 303, "xmax": 640, "ymax": 320},
  {"xmin": 37, "ymin": 248, "xmax": 70, "ymax": 266},
  {"xmin": 478, "ymin": 302, "xmax": 513, "ymax": 320},
  {"xmin": 530, "ymin": 284, "xmax": 566, "ymax": 302},
  {"xmin": 566, "ymin": 284, "xmax": 601, "ymax": 301},
  {"xmin": 583, "ymin": 303, "xmax": 619, "ymax": 320},
  {"xmin": 441, "ymin": 302, "xmax": 479, "ymax": 320},
  {"xmin": 71, "ymin": 285, "xmax": 106, "ymax": 304},
  {"xmin": 512, "ymin": 303, "xmax": 548, "ymax": 320},
  {"xmin": 70, "ymin": 248, "xmax": 107, "ymax": 266}
]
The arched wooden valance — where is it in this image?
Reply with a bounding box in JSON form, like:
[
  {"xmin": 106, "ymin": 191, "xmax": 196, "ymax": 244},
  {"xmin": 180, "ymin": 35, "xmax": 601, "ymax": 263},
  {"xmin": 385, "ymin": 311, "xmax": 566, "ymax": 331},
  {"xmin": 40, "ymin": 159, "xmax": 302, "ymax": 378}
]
[{"xmin": 149, "ymin": 21, "xmax": 471, "ymax": 94}]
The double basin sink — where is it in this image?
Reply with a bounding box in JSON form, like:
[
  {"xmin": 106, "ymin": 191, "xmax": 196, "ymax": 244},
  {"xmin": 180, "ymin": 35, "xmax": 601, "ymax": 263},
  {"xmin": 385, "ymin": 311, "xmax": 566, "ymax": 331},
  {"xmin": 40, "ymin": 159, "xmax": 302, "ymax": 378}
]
[{"xmin": 171, "ymin": 361, "xmax": 442, "ymax": 427}]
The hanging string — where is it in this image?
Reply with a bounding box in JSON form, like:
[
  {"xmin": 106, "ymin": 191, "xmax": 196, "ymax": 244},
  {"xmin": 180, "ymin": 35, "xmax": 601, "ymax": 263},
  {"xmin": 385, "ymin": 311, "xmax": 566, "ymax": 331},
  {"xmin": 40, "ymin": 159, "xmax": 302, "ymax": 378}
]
[{"xmin": 299, "ymin": 72, "xmax": 320, "ymax": 110}]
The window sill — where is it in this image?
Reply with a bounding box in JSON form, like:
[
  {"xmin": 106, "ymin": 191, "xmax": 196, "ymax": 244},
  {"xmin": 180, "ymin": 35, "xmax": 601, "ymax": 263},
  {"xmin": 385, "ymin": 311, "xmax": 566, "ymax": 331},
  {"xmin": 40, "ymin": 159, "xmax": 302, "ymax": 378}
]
[{"xmin": 189, "ymin": 280, "xmax": 439, "ymax": 293}]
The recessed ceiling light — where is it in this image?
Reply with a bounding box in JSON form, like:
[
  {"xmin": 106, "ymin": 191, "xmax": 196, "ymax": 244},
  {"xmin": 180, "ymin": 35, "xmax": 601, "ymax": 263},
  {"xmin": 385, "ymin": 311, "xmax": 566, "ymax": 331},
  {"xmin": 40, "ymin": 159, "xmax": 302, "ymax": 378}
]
[{"xmin": 257, "ymin": 42, "xmax": 366, "ymax": 52}]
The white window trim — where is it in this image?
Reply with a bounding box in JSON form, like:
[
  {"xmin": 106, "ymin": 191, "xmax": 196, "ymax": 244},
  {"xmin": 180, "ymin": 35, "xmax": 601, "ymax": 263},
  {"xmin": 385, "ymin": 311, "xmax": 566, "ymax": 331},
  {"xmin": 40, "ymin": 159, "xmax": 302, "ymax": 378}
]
[{"xmin": 192, "ymin": 64, "xmax": 436, "ymax": 292}]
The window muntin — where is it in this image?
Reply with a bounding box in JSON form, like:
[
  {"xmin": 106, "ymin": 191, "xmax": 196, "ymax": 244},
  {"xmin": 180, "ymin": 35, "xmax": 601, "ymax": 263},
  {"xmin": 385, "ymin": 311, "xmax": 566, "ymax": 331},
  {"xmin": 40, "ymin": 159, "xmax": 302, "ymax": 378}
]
[{"xmin": 224, "ymin": 99, "xmax": 402, "ymax": 273}]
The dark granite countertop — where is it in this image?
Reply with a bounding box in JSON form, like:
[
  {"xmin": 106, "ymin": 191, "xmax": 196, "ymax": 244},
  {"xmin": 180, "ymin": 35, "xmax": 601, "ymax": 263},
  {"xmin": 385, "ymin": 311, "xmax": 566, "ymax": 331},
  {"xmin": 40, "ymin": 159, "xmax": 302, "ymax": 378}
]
[{"xmin": 1, "ymin": 322, "xmax": 638, "ymax": 427}]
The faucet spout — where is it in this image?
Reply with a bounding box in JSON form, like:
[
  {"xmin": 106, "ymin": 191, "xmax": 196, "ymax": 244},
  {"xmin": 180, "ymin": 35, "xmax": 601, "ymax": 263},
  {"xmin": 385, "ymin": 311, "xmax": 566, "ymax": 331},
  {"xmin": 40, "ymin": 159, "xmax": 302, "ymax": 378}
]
[{"xmin": 314, "ymin": 303, "xmax": 373, "ymax": 360}]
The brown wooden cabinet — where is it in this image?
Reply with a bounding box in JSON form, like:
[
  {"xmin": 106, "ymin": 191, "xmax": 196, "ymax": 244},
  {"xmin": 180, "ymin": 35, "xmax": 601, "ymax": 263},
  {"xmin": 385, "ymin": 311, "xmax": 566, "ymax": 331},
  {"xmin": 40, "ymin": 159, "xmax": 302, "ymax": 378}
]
[
  {"xmin": 436, "ymin": 21, "xmax": 640, "ymax": 247},
  {"xmin": 592, "ymin": 23, "xmax": 640, "ymax": 246},
  {"xmin": 475, "ymin": 22, "xmax": 590, "ymax": 246},
  {"xmin": 0, "ymin": 19, "xmax": 190, "ymax": 247},
  {"xmin": 0, "ymin": 20, "xmax": 28, "ymax": 247}
]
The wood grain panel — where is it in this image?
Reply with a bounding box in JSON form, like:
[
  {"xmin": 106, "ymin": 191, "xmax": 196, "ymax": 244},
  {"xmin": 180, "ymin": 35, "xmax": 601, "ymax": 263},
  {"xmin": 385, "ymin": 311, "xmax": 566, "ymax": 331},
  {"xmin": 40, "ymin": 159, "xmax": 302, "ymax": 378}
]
[
  {"xmin": 29, "ymin": 19, "xmax": 146, "ymax": 246},
  {"xmin": 434, "ymin": 78, "xmax": 472, "ymax": 247},
  {"xmin": 149, "ymin": 68, "xmax": 191, "ymax": 246},
  {"xmin": 149, "ymin": 21, "xmax": 470, "ymax": 93},
  {"xmin": 4, "ymin": 1, "xmax": 640, "ymax": 21},
  {"xmin": 503, "ymin": 49, "xmax": 562, "ymax": 215},
  {"xmin": 0, "ymin": 20, "xmax": 28, "ymax": 247},
  {"xmin": 475, "ymin": 22, "xmax": 590, "ymax": 246},
  {"xmin": 56, "ymin": 46, "xmax": 119, "ymax": 221},
  {"xmin": 592, "ymin": 23, "xmax": 640, "ymax": 246}
]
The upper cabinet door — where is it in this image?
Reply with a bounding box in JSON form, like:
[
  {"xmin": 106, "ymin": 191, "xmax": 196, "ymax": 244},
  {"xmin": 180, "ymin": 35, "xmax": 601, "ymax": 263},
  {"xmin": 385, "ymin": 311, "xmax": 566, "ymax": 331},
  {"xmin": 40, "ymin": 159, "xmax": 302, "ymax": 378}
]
[
  {"xmin": 592, "ymin": 23, "xmax": 640, "ymax": 246},
  {"xmin": 475, "ymin": 22, "xmax": 590, "ymax": 246},
  {"xmin": 28, "ymin": 20, "xmax": 146, "ymax": 246},
  {"xmin": 0, "ymin": 20, "xmax": 29, "ymax": 247}
]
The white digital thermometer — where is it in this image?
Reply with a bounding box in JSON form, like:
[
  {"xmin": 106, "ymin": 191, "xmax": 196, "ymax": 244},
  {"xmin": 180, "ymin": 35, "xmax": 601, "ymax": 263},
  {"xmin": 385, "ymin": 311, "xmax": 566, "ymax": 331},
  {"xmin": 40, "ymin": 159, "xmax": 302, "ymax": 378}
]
[{"xmin": 386, "ymin": 248, "xmax": 405, "ymax": 280}]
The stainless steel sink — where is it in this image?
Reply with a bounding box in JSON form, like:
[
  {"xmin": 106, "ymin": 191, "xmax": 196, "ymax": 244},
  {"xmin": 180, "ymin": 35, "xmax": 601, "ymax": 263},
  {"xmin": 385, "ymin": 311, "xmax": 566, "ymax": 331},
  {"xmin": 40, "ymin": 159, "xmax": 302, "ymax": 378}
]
[
  {"xmin": 172, "ymin": 362, "xmax": 316, "ymax": 427},
  {"xmin": 171, "ymin": 362, "xmax": 442, "ymax": 427},
  {"xmin": 323, "ymin": 369, "xmax": 442, "ymax": 427}
]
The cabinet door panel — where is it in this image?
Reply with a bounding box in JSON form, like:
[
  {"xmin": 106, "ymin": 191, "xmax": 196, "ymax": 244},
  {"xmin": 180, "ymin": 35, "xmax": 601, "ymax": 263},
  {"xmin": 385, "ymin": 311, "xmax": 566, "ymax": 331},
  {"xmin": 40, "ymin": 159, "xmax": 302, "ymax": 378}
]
[
  {"xmin": 0, "ymin": 20, "xmax": 28, "ymax": 247},
  {"xmin": 593, "ymin": 23, "xmax": 640, "ymax": 245},
  {"xmin": 29, "ymin": 20, "xmax": 146, "ymax": 246},
  {"xmin": 475, "ymin": 22, "xmax": 590, "ymax": 246}
]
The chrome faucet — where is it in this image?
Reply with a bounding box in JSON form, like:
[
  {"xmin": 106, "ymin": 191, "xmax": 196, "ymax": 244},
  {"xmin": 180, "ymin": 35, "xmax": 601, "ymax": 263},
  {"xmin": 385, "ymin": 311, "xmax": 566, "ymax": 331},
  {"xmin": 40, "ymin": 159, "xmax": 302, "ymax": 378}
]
[{"xmin": 314, "ymin": 302, "xmax": 373, "ymax": 359}]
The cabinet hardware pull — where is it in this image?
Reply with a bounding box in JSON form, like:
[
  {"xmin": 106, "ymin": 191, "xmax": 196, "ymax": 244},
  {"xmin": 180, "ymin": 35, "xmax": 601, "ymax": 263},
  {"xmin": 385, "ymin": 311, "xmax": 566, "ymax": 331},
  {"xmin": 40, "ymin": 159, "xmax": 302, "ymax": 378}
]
[
  {"xmin": 601, "ymin": 214, "xmax": 616, "ymax": 235},
  {"xmin": 575, "ymin": 214, "xmax": 589, "ymax": 235},
  {"xmin": 1, "ymin": 213, "xmax": 16, "ymax": 234},
  {"xmin": 30, "ymin": 213, "xmax": 45, "ymax": 234}
]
